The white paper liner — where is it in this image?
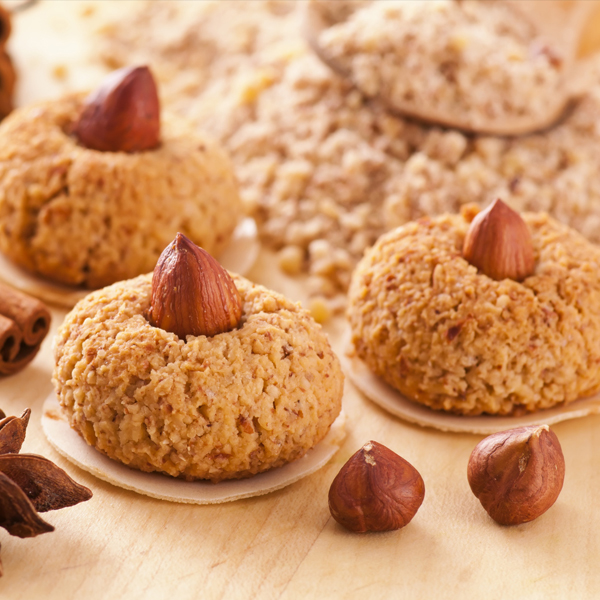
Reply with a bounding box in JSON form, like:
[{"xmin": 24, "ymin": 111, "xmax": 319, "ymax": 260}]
[
  {"xmin": 0, "ymin": 217, "xmax": 260, "ymax": 309},
  {"xmin": 218, "ymin": 216, "xmax": 259, "ymax": 278},
  {"xmin": 41, "ymin": 393, "xmax": 346, "ymax": 504},
  {"xmin": 341, "ymin": 328, "xmax": 600, "ymax": 434}
]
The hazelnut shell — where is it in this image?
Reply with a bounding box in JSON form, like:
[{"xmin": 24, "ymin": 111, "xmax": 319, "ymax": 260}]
[
  {"xmin": 147, "ymin": 233, "xmax": 242, "ymax": 339},
  {"xmin": 467, "ymin": 425, "xmax": 565, "ymax": 526},
  {"xmin": 73, "ymin": 65, "xmax": 160, "ymax": 153},
  {"xmin": 462, "ymin": 198, "xmax": 535, "ymax": 282},
  {"xmin": 328, "ymin": 441, "xmax": 425, "ymax": 533}
]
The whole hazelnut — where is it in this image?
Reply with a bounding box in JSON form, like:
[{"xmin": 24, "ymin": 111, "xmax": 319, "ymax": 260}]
[
  {"xmin": 328, "ymin": 441, "xmax": 425, "ymax": 533},
  {"xmin": 467, "ymin": 425, "xmax": 565, "ymax": 526},
  {"xmin": 462, "ymin": 198, "xmax": 535, "ymax": 282},
  {"xmin": 147, "ymin": 233, "xmax": 242, "ymax": 339},
  {"xmin": 73, "ymin": 65, "xmax": 160, "ymax": 153}
]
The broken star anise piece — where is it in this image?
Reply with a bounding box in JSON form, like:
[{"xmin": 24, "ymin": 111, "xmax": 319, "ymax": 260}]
[
  {"xmin": 0, "ymin": 408, "xmax": 92, "ymax": 576},
  {"xmin": 0, "ymin": 454, "xmax": 92, "ymax": 513},
  {"xmin": 0, "ymin": 472, "xmax": 54, "ymax": 538},
  {"xmin": 0, "ymin": 408, "xmax": 30, "ymax": 454}
]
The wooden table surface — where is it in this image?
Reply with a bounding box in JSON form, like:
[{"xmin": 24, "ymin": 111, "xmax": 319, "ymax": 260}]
[{"xmin": 3, "ymin": 2, "xmax": 600, "ymax": 599}]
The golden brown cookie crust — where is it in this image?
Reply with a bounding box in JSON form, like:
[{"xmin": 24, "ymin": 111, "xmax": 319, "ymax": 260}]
[
  {"xmin": 348, "ymin": 212, "xmax": 600, "ymax": 416},
  {"xmin": 0, "ymin": 93, "xmax": 242, "ymax": 288},
  {"xmin": 53, "ymin": 274, "xmax": 344, "ymax": 482}
]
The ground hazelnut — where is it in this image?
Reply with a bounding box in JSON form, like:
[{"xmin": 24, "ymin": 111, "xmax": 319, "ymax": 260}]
[
  {"xmin": 467, "ymin": 425, "xmax": 565, "ymax": 526},
  {"xmin": 328, "ymin": 441, "xmax": 425, "ymax": 533}
]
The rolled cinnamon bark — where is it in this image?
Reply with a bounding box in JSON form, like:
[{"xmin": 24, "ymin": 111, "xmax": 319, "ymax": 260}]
[
  {"xmin": 0, "ymin": 283, "xmax": 50, "ymax": 346},
  {"xmin": 0, "ymin": 50, "xmax": 15, "ymax": 119},
  {"xmin": 0, "ymin": 5, "xmax": 11, "ymax": 48},
  {"xmin": 0, "ymin": 284, "xmax": 50, "ymax": 375},
  {"xmin": 0, "ymin": 314, "xmax": 21, "ymax": 363},
  {"xmin": 0, "ymin": 4, "xmax": 14, "ymax": 120}
]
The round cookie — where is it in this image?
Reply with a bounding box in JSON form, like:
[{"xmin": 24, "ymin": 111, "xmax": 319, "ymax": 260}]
[
  {"xmin": 0, "ymin": 93, "xmax": 242, "ymax": 288},
  {"xmin": 53, "ymin": 273, "xmax": 344, "ymax": 482},
  {"xmin": 348, "ymin": 211, "xmax": 600, "ymax": 416}
]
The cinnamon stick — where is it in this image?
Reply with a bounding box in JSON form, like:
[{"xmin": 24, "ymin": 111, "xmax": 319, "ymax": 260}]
[
  {"xmin": 0, "ymin": 4, "xmax": 11, "ymax": 48},
  {"xmin": 0, "ymin": 50, "xmax": 15, "ymax": 119},
  {"xmin": 0, "ymin": 4, "xmax": 14, "ymax": 120},
  {"xmin": 0, "ymin": 313, "xmax": 22, "ymax": 364},
  {"xmin": 0, "ymin": 284, "xmax": 51, "ymax": 375}
]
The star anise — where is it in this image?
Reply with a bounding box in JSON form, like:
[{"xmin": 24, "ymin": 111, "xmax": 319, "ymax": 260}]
[{"xmin": 0, "ymin": 408, "xmax": 92, "ymax": 576}]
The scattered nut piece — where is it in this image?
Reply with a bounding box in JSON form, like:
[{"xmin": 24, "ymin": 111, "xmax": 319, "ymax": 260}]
[
  {"xmin": 79, "ymin": 5, "xmax": 96, "ymax": 18},
  {"xmin": 73, "ymin": 65, "xmax": 160, "ymax": 153},
  {"xmin": 328, "ymin": 440, "xmax": 425, "ymax": 533},
  {"xmin": 462, "ymin": 198, "xmax": 535, "ymax": 281},
  {"xmin": 467, "ymin": 425, "xmax": 565, "ymax": 526},
  {"xmin": 278, "ymin": 245, "xmax": 304, "ymax": 275},
  {"xmin": 52, "ymin": 64, "xmax": 68, "ymax": 81},
  {"xmin": 309, "ymin": 296, "xmax": 332, "ymax": 325},
  {"xmin": 147, "ymin": 233, "xmax": 243, "ymax": 339},
  {"xmin": 459, "ymin": 202, "xmax": 481, "ymax": 224}
]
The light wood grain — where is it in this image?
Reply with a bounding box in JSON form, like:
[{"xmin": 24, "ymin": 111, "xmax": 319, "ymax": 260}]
[{"xmin": 3, "ymin": 2, "xmax": 600, "ymax": 599}]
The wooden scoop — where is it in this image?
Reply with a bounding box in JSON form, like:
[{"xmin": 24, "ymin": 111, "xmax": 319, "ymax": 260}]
[{"xmin": 304, "ymin": 0, "xmax": 597, "ymax": 136}]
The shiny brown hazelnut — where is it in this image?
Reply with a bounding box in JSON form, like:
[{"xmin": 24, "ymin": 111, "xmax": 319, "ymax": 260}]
[
  {"xmin": 467, "ymin": 425, "xmax": 565, "ymax": 526},
  {"xmin": 328, "ymin": 441, "xmax": 425, "ymax": 533},
  {"xmin": 73, "ymin": 65, "xmax": 160, "ymax": 153},
  {"xmin": 147, "ymin": 233, "xmax": 242, "ymax": 339},
  {"xmin": 462, "ymin": 198, "xmax": 535, "ymax": 282}
]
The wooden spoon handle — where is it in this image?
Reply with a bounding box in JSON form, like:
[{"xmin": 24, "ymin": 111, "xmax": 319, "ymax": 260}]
[
  {"xmin": 506, "ymin": 0, "xmax": 596, "ymax": 69},
  {"xmin": 302, "ymin": 0, "xmax": 350, "ymax": 79}
]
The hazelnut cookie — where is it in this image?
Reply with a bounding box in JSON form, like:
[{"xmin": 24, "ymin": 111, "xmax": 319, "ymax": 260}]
[
  {"xmin": 348, "ymin": 207, "xmax": 600, "ymax": 415},
  {"xmin": 0, "ymin": 67, "xmax": 242, "ymax": 288},
  {"xmin": 54, "ymin": 272, "xmax": 344, "ymax": 481}
]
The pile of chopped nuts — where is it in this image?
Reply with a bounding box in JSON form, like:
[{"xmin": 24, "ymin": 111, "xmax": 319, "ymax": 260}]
[{"xmin": 98, "ymin": 0, "xmax": 600, "ymax": 319}]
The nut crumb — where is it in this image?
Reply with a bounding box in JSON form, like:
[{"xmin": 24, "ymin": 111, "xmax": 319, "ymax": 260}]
[
  {"xmin": 96, "ymin": 1, "xmax": 600, "ymax": 301},
  {"xmin": 52, "ymin": 64, "xmax": 68, "ymax": 81},
  {"xmin": 79, "ymin": 5, "xmax": 96, "ymax": 17},
  {"xmin": 309, "ymin": 296, "xmax": 332, "ymax": 325}
]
